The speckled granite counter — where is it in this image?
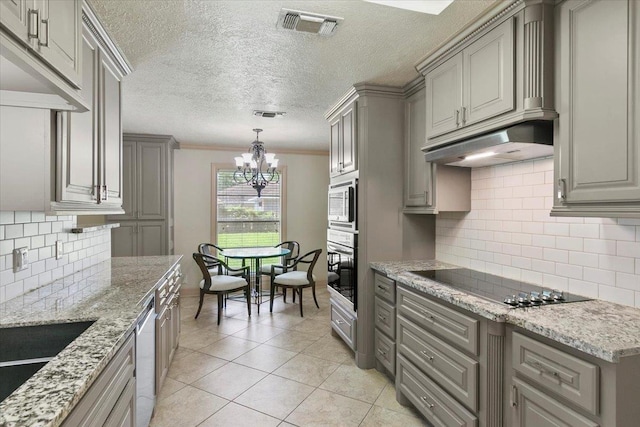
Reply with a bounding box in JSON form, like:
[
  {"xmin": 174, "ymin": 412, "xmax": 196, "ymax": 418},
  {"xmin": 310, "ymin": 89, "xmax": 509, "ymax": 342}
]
[
  {"xmin": 370, "ymin": 260, "xmax": 640, "ymax": 363},
  {"xmin": 0, "ymin": 255, "xmax": 183, "ymax": 427}
]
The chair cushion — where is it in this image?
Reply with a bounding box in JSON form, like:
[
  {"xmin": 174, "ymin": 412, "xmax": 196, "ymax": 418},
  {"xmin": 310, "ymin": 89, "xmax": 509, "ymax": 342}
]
[
  {"xmin": 328, "ymin": 271, "xmax": 340, "ymax": 283},
  {"xmin": 208, "ymin": 267, "xmax": 243, "ymax": 276},
  {"xmin": 260, "ymin": 264, "xmax": 284, "ymax": 275},
  {"xmin": 273, "ymin": 271, "xmax": 316, "ymax": 286},
  {"xmin": 200, "ymin": 275, "xmax": 247, "ymax": 291}
]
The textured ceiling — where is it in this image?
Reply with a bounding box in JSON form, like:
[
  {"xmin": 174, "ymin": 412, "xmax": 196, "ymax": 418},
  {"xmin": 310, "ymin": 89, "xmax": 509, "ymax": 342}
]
[{"xmin": 90, "ymin": 0, "xmax": 496, "ymax": 151}]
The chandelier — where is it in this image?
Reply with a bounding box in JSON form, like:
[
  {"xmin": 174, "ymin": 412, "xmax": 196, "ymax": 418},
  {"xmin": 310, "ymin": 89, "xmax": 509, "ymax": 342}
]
[{"xmin": 234, "ymin": 129, "xmax": 280, "ymax": 197}]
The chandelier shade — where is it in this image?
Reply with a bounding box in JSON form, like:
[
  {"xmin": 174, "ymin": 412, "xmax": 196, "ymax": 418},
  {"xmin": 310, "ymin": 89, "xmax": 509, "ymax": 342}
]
[{"xmin": 233, "ymin": 129, "xmax": 280, "ymax": 197}]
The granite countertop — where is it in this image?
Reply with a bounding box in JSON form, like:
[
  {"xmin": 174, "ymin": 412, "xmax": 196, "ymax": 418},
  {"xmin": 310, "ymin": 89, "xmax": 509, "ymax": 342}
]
[
  {"xmin": 0, "ymin": 255, "xmax": 183, "ymax": 427},
  {"xmin": 370, "ymin": 260, "xmax": 640, "ymax": 363}
]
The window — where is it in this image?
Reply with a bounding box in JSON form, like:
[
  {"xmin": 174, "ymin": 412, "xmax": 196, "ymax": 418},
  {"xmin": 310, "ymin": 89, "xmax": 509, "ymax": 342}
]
[{"xmin": 213, "ymin": 167, "xmax": 285, "ymax": 265}]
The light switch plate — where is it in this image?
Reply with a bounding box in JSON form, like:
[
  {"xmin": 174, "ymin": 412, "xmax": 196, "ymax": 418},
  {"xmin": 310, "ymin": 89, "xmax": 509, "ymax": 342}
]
[
  {"xmin": 56, "ymin": 240, "xmax": 63, "ymax": 260},
  {"xmin": 13, "ymin": 247, "xmax": 28, "ymax": 272}
]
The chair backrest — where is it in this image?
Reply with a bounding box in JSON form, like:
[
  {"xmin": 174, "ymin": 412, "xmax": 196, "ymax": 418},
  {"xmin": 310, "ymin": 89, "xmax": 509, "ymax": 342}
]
[
  {"xmin": 276, "ymin": 241, "xmax": 300, "ymax": 264},
  {"xmin": 193, "ymin": 252, "xmax": 219, "ymax": 291},
  {"xmin": 198, "ymin": 243, "xmax": 223, "ymax": 258},
  {"xmin": 294, "ymin": 249, "xmax": 322, "ymax": 282}
]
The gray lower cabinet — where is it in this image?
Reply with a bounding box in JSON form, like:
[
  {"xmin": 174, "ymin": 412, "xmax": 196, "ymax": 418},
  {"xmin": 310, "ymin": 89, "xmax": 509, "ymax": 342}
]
[
  {"xmin": 155, "ymin": 263, "xmax": 182, "ymax": 393},
  {"xmin": 330, "ymin": 297, "xmax": 356, "ymax": 351},
  {"xmin": 374, "ymin": 273, "xmax": 396, "ymax": 377},
  {"xmin": 61, "ymin": 332, "xmax": 135, "ymax": 427},
  {"xmin": 552, "ymin": 0, "xmax": 640, "ymax": 217},
  {"xmin": 108, "ymin": 134, "xmax": 177, "ymax": 256},
  {"xmin": 395, "ymin": 284, "xmax": 505, "ymax": 427}
]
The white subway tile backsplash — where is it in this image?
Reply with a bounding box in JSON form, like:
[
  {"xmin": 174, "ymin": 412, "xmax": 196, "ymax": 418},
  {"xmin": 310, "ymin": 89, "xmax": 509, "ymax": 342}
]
[
  {"xmin": 435, "ymin": 158, "xmax": 640, "ymax": 308},
  {"xmin": 0, "ymin": 212, "xmax": 111, "ymax": 303},
  {"xmin": 569, "ymin": 224, "xmax": 600, "ymax": 239}
]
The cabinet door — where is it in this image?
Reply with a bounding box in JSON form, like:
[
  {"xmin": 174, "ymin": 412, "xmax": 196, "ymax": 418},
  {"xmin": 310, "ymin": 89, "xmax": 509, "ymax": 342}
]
[
  {"xmin": 405, "ymin": 88, "xmax": 433, "ymax": 207},
  {"xmin": 35, "ymin": 0, "xmax": 81, "ymax": 87},
  {"xmin": 512, "ymin": 378, "xmax": 599, "ymax": 427},
  {"xmin": 99, "ymin": 49, "xmax": 124, "ymax": 207},
  {"xmin": 0, "ymin": 0, "xmax": 30, "ymax": 43},
  {"xmin": 463, "ymin": 18, "xmax": 514, "ymax": 126},
  {"xmin": 137, "ymin": 142, "xmax": 166, "ymax": 219},
  {"xmin": 56, "ymin": 30, "xmax": 99, "ymax": 204},
  {"xmin": 426, "ymin": 53, "xmax": 463, "ymax": 139},
  {"xmin": 556, "ymin": 0, "xmax": 640, "ymax": 204},
  {"xmin": 111, "ymin": 222, "xmax": 136, "ymax": 257},
  {"xmin": 340, "ymin": 103, "xmax": 357, "ymax": 174},
  {"xmin": 330, "ymin": 117, "xmax": 341, "ymax": 176},
  {"xmin": 118, "ymin": 140, "xmax": 136, "ymax": 219},
  {"xmin": 155, "ymin": 306, "xmax": 170, "ymax": 393},
  {"xmin": 138, "ymin": 220, "xmax": 166, "ymax": 256}
]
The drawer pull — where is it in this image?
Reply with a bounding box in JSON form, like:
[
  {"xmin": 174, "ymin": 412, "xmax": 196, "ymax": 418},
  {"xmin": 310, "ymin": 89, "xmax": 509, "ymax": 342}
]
[
  {"xmin": 377, "ymin": 349, "xmax": 387, "ymax": 356},
  {"xmin": 420, "ymin": 396, "xmax": 435, "ymax": 409},
  {"xmin": 529, "ymin": 360, "xmax": 561, "ymax": 382},
  {"xmin": 377, "ymin": 285, "xmax": 387, "ymax": 292},
  {"xmin": 420, "ymin": 350, "xmax": 434, "ymax": 361},
  {"xmin": 420, "ymin": 310, "xmax": 435, "ymax": 320},
  {"xmin": 335, "ymin": 319, "xmax": 346, "ymax": 325},
  {"xmin": 377, "ymin": 314, "xmax": 386, "ymax": 321}
]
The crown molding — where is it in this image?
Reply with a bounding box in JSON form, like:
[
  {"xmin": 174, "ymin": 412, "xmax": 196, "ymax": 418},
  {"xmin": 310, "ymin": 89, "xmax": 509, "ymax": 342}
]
[{"xmin": 180, "ymin": 143, "xmax": 328, "ymax": 156}]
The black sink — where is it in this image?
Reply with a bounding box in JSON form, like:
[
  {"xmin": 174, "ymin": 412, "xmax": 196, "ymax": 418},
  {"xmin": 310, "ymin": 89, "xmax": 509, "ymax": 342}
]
[{"xmin": 0, "ymin": 321, "xmax": 95, "ymax": 402}]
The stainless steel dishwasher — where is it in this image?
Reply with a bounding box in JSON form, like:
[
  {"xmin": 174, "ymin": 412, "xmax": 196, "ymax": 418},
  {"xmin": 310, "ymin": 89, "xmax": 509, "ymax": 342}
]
[{"xmin": 136, "ymin": 296, "xmax": 156, "ymax": 427}]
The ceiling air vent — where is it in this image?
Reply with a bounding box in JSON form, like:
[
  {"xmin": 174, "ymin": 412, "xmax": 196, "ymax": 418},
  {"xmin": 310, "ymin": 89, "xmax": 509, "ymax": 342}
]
[
  {"xmin": 253, "ymin": 110, "xmax": 286, "ymax": 119},
  {"xmin": 277, "ymin": 8, "xmax": 343, "ymax": 36}
]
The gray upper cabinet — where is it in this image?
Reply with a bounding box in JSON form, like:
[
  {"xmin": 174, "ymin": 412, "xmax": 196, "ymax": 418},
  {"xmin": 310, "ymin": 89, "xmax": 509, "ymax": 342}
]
[
  {"xmin": 0, "ymin": 0, "xmax": 86, "ymax": 109},
  {"xmin": 54, "ymin": 4, "xmax": 128, "ymax": 214},
  {"xmin": 425, "ymin": 18, "xmax": 514, "ymax": 143},
  {"xmin": 419, "ymin": 0, "xmax": 556, "ymax": 150},
  {"xmin": 0, "ymin": 0, "xmax": 80, "ymax": 86},
  {"xmin": 329, "ymin": 101, "xmax": 357, "ymax": 177},
  {"xmin": 137, "ymin": 141, "xmax": 167, "ymax": 220},
  {"xmin": 552, "ymin": 0, "xmax": 640, "ymax": 217},
  {"xmin": 404, "ymin": 82, "xmax": 471, "ymax": 214}
]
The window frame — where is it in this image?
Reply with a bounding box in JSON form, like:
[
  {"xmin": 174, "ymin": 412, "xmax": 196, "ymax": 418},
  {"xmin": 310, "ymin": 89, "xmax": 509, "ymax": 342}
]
[{"xmin": 211, "ymin": 163, "xmax": 287, "ymax": 248}]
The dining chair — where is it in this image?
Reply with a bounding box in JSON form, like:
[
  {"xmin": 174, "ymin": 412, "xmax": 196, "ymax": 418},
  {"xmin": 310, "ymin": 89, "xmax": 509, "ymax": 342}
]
[
  {"xmin": 269, "ymin": 249, "xmax": 322, "ymax": 317},
  {"xmin": 260, "ymin": 241, "xmax": 300, "ymax": 301},
  {"xmin": 193, "ymin": 253, "xmax": 251, "ymax": 325},
  {"xmin": 198, "ymin": 243, "xmax": 244, "ymax": 276}
]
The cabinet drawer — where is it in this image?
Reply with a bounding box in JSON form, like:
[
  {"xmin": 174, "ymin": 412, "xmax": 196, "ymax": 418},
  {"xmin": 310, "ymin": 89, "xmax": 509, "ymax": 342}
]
[
  {"xmin": 398, "ymin": 286, "xmax": 479, "ymax": 355},
  {"xmin": 398, "ymin": 316, "xmax": 478, "ymax": 411},
  {"xmin": 330, "ymin": 298, "xmax": 356, "ymax": 351},
  {"xmin": 397, "ymin": 354, "xmax": 477, "ymax": 427},
  {"xmin": 374, "ymin": 273, "xmax": 396, "ymax": 304},
  {"xmin": 374, "ymin": 296, "xmax": 396, "ymax": 338},
  {"xmin": 155, "ymin": 278, "xmax": 169, "ymax": 312},
  {"xmin": 375, "ymin": 328, "xmax": 395, "ymax": 375},
  {"xmin": 512, "ymin": 332, "xmax": 599, "ymax": 415},
  {"xmin": 512, "ymin": 378, "xmax": 599, "ymax": 427}
]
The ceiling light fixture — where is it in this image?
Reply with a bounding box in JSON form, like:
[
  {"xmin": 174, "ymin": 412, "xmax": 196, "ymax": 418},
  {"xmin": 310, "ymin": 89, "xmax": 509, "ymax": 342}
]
[
  {"xmin": 234, "ymin": 129, "xmax": 280, "ymax": 197},
  {"xmin": 253, "ymin": 110, "xmax": 287, "ymax": 119},
  {"xmin": 363, "ymin": 0, "xmax": 454, "ymax": 15}
]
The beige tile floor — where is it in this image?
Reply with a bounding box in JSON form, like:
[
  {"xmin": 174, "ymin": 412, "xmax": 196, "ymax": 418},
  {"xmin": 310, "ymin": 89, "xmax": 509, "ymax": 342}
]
[{"xmin": 150, "ymin": 286, "xmax": 428, "ymax": 427}]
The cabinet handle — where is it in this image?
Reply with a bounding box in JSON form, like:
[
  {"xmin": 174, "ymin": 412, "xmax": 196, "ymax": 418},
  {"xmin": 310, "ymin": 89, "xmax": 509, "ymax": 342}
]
[
  {"xmin": 377, "ymin": 314, "xmax": 386, "ymax": 321},
  {"xmin": 455, "ymin": 109, "xmax": 460, "ymax": 126},
  {"xmin": 420, "ymin": 350, "xmax": 434, "ymax": 361},
  {"xmin": 420, "ymin": 396, "xmax": 435, "ymax": 409},
  {"xmin": 528, "ymin": 360, "xmax": 561, "ymax": 382},
  {"xmin": 461, "ymin": 106, "xmax": 467, "ymax": 125},
  {"xmin": 38, "ymin": 18, "xmax": 49, "ymax": 47},
  {"xmin": 377, "ymin": 348, "xmax": 386, "ymax": 356},
  {"xmin": 335, "ymin": 319, "xmax": 346, "ymax": 325},
  {"xmin": 102, "ymin": 185, "xmax": 108, "ymax": 201},
  {"xmin": 421, "ymin": 310, "xmax": 435, "ymax": 320},
  {"xmin": 557, "ymin": 179, "xmax": 567, "ymax": 202},
  {"xmin": 95, "ymin": 185, "xmax": 101, "ymax": 202},
  {"xmin": 376, "ymin": 285, "xmax": 387, "ymax": 292},
  {"xmin": 28, "ymin": 9, "xmax": 39, "ymax": 40},
  {"xmin": 510, "ymin": 384, "xmax": 518, "ymax": 408}
]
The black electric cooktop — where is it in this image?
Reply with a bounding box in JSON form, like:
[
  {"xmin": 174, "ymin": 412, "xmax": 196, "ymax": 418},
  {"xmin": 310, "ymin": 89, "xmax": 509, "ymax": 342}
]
[{"xmin": 410, "ymin": 268, "xmax": 592, "ymax": 308}]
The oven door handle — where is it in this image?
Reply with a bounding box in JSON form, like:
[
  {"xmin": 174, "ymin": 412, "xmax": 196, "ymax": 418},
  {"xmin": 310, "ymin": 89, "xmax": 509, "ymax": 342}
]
[{"xmin": 327, "ymin": 243, "xmax": 354, "ymax": 257}]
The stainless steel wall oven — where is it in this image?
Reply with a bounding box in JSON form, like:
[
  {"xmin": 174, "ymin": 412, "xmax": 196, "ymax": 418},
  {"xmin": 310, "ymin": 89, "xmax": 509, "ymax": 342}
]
[{"xmin": 327, "ymin": 229, "xmax": 357, "ymax": 311}]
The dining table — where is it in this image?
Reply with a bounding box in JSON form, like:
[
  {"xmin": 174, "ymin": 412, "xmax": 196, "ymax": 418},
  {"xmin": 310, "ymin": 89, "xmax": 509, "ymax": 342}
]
[{"xmin": 220, "ymin": 246, "xmax": 291, "ymax": 313}]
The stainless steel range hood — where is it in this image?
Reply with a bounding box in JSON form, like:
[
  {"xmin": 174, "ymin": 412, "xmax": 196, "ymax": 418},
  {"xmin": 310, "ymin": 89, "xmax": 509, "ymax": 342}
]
[{"xmin": 423, "ymin": 121, "xmax": 554, "ymax": 167}]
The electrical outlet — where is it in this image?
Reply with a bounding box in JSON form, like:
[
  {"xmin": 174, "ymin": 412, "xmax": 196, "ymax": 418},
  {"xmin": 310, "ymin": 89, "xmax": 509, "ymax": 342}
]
[
  {"xmin": 56, "ymin": 240, "xmax": 63, "ymax": 260},
  {"xmin": 13, "ymin": 247, "xmax": 28, "ymax": 272}
]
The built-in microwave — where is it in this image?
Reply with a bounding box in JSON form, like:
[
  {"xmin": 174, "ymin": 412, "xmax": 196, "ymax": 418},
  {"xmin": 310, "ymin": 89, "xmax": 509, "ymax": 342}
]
[{"xmin": 328, "ymin": 179, "xmax": 356, "ymax": 231}]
